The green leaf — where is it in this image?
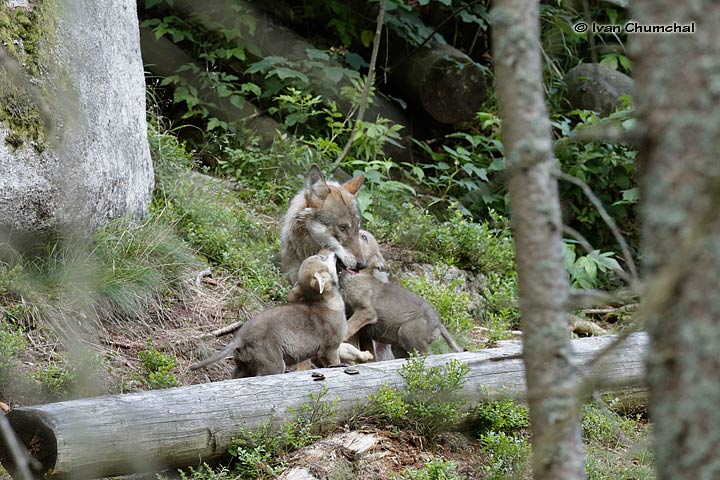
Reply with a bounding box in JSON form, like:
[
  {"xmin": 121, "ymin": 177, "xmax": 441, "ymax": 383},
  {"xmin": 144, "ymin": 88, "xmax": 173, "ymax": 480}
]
[
  {"xmin": 345, "ymin": 52, "xmax": 368, "ymax": 70},
  {"xmin": 245, "ymin": 56, "xmax": 288, "ymax": 74},
  {"xmin": 324, "ymin": 66, "xmax": 345, "ymax": 84},
  {"xmin": 306, "ymin": 48, "xmax": 330, "ymax": 61},
  {"xmin": 225, "ymin": 47, "xmax": 246, "ymax": 61},
  {"xmin": 489, "ymin": 158, "xmax": 506, "ymax": 171},
  {"xmin": 215, "ymin": 84, "xmax": 233, "ymax": 98},
  {"xmin": 271, "ymin": 67, "xmax": 309, "ymax": 84},
  {"xmin": 361, "ymin": 30, "xmax": 375, "ymax": 48},
  {"xmin": 207, "ymin": 117, "xmax": 228, "ymax": 131},
  {"xmin": 240, "ymin": 83, "xmax": 262, "ymax": 97}
]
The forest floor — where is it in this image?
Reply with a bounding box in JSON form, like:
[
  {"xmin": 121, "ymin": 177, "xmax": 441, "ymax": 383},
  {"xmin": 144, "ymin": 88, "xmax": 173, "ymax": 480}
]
[{"xmin": 0, "ymin": 236, "xmax": 652, "ymax": 479}]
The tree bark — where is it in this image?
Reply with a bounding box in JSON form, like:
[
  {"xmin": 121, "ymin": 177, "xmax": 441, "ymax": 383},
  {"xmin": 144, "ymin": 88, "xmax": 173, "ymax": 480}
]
[
  {"xmin": 491, "ymin": 1, "xmax": 586, "ymax": 479},
  {"xmin": 632, "ymin": 2, "xmax": 720, "ymax": 478},
  {"xmin": 0, "ymin": 333, "xmax": 646, "ymax": 479}
]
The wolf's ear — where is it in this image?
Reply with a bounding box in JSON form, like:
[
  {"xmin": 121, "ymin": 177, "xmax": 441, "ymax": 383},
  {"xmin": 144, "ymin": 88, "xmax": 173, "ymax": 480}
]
[
  {"xmin": 312, "ymin": 272, "xmax": 327, "ymax": 294},
  {"xmin": 342, "ymin": 172, "xmax": 365, "ymax": 195},
  {"xmin": 306, "ymin": 165, "xmax": 330, "ymax": 200}
]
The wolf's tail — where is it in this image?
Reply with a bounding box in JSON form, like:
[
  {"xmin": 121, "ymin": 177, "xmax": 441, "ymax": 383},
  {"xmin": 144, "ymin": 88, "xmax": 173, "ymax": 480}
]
[
  {"xmin": 188, "ymin": 342, "xmax": 236, "ymax": 371},
  {"xmin": 440, "ymin": 324, "xmax": 463, "ymax": 352}
]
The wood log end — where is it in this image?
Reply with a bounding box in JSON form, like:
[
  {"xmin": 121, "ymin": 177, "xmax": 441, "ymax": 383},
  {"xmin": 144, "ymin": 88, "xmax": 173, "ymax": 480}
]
[{"xmin": 0, "ymin": 409, "xmax": 56, "ymax": 478}]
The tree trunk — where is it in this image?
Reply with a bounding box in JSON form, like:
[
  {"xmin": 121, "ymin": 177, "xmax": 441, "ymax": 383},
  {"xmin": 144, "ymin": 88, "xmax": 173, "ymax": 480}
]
[
  {"xmin": 632, "ymin": 2, "xmax": 720, "ymax": 478},
  {"xmin": 491, "ymin": 1, "xmax": 586, "ymax": 479},
  {"xmin": 0, "ymin": 333, "xmax": 646, "ymax": 479},
  {"xmin": 0, "ymin": 0, "xmax": 153, "ymax": 246}
]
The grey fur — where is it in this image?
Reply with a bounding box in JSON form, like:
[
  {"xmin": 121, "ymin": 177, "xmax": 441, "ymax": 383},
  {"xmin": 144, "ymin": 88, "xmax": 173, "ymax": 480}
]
[
  {"xmin": 280, "ymin": 165, "xmax": 366, "ymax": 284},
  {"xmin": 189, "ymin": 252, "xmax": 347, "ymax": 378},
  {"xmin": 341, "ymin": 230, "xmax": 463, "ymax": 358}
]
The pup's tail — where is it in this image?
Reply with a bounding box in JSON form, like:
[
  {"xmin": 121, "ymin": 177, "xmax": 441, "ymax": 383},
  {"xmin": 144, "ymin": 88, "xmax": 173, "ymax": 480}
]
[
  {"xmin": 188, "ymin": 342, "xmax": 236, "ymax": 371},
  {"xmin": 439, "ymin": 324, "xmax": 463, "ymax": 353}
]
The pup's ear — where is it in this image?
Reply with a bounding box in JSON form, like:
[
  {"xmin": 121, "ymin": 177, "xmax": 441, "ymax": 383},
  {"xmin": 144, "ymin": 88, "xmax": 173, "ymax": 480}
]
[
  {"xmin": 312, "ymin": 272, "xmax": 327, "ymax": 294},
  {"xmin": 306, "ymin": 165, "xmax": 330, "ymax": 201},
  {"xmin": 342, "ymin": 172, "xmax": 365, "ymax": 195}
]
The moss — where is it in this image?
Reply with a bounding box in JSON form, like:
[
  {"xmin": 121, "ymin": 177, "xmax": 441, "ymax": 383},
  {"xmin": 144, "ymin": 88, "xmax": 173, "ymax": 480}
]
[{"xmin": 0, "ymin": 2, "xmax": 51, "ymax": 150}]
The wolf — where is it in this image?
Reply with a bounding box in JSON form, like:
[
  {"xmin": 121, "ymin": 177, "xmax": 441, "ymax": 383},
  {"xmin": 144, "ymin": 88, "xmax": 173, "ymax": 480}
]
[
  {"xmin": 189, "ymin": 251, "xmax": 347, "ymax": 378},
  {"xmin": 341, "ymin": 230, "xmax": 463, "ymax": 358},
  {"xmin": 280, "ymin": 165, "xmax": 367, "ymax": 284}
]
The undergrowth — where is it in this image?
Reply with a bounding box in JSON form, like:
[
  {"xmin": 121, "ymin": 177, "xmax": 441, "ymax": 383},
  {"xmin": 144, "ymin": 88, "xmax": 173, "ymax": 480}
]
[
  {"xmin": 149, "ymin": 120, "xmax": 288, "ymax": 302},
  {"xmin": 138, "ymin": 339, "xmax": 178, "ymax": 389},
  {"xmin": 394, "ymin": 458, "xmax": 464, "ymax": 480},
  {"xmin": 399, "ymin": 272, "xmax": 474, "ymax": 352},
  {"xmin": 369, "ymin": 355, "xmax": 469, "ymax": 442},
  {"xmin": 168, "ymin": 388, "xmax": 337, "ymax": 480}
]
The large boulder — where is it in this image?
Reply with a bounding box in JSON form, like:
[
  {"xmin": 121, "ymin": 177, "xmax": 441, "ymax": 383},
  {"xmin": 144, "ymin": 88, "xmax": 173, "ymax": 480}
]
[
  {"xmin": 0, "ymin": 0, "xmax": 153, "ymax": 247},
  {"xmin": 564, "ymin": 63, "xmax": 634, "ymax": 115}
]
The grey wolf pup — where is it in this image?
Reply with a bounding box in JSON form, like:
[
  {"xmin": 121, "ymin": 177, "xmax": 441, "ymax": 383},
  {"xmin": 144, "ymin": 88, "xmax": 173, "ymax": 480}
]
[
  {"xmin": 189, "ymin": 252, "xmax": 347, "ymax": 378},
  {"xmin": 280, "ymin": 165, "xmax": 366, "ymax": 284},
  {"xmin": 341, "ymin": 230, "xmax": 463, "ymax": 358}
]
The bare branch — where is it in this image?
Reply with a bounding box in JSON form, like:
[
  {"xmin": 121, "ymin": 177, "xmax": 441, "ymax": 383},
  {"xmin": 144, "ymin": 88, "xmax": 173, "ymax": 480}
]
[
  {"xmin": 332, "ymin": 0, "xmax": 386, "ymax": 167},
  {"xmin": 558, "ymin": 171, "xmax": 639, "ymax": 281},
  {"xmin": 563, "ymin": 224, "xmax": 634, "ymax": 285}
]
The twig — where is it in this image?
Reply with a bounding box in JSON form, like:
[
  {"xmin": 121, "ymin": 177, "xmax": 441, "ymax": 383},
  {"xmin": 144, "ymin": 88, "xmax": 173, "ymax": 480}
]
[
  {"xmin": 557, "ymin": 171, "xmax": 639, "ymax": 281},
  {"xmin": 332, "ymin": 0, "xmax": 386, "ymax": 167},
  {"xmin": 0, "ymin": 414, "xmax": 43, "ymax": 480},
  {"xmin": 195, "ymin": 268, "xmax": 213, "ymax": 288},
  {"xmin": 199, "ymin": 320, "xmax": 245, "ymax": 339},
  {"xmin": 582, "ymin": 304, "xmax": 638, "ymax": 315},
  {"xmin": 562, "ymin": 224, "xmax": 594, "ymax": 255}
]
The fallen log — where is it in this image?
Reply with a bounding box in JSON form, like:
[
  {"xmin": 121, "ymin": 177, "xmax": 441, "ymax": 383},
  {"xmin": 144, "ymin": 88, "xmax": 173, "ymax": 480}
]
[{"xmin": 0, "ymin": 333, "xmax": 647, "ymax": 479}]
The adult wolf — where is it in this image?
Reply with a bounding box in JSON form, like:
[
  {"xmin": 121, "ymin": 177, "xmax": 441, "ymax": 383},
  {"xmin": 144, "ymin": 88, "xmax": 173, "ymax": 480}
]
[{"xmin": 280, "ymin": 165, "xmax": 367, "ymax": 283}]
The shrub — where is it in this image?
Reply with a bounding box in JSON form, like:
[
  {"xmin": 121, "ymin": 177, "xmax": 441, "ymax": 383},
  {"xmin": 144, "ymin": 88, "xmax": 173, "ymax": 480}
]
[
  {"xmin": 479, "ymin": 431, "xmax": 532, "ymax": 480},
  {"xmin": 469, "ymin": 399, "xmax": 529, "ymax": 436},
  {"xmin": 138, "ymin": 340, "xmax": 178, "ymax": 389},
  {"xmin": 394, "ymin": 458, "xmax": 464, "ymax": 480},
  {"xmin": 228, "ymin": 388, "xmax": 337, "ymax": 478},
  {"xmin": 370, "ymin": 355, "xmax": 469, "ymax": 441}
]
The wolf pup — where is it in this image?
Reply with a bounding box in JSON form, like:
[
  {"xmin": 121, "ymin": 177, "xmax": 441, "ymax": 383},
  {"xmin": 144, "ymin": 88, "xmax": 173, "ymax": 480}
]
[
  {"xmin": 280, "ymin": 165, "xmax": 366, "ymax": 284},
  {"xmin": 342, "ymin": 230, "xmax": 463, "ymax": 358},
  {"xmin": 189, "ymin": 252, "xmax": 347, "ymax": 378}
]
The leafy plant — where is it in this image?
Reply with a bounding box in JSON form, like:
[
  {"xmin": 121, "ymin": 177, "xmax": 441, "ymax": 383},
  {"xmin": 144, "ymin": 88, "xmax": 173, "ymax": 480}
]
[
  {"xmin": 228, "ymin": 387, "xmax": 337, "ymax": 478},
  {"xmin": 370, "ymin": 355, "xmax": 470, "ymax": 441},
  {"xmin": 0, "ymin": 317, "xmax": 26, "ymax": 377},
  {"xmin": 563, "ymin": 242, "xmax": 623, "ymax": 290},
  {"xmin": 33, "ymin": 362, "xmax": 76, "ymax": 399},
  {"xmin": 138, "ymin": 339, "xmax": 178, "ymax": 389},
  {"xmin": 470, "ymin": 399, "xmax": 529, "ymax": 436},
  {"xmin": 408, "ymin": 112, "xmax": 505, "ymax": 215},
  {"xmin": 394, "ymin": 458, "xmax": 464, "ymax": 480},
  {"xmin": 554, "ymin": 105, "xmax": 638, "ymax": 251},
  {"xmin": 479, "ymin": 431, "xmax": 532, "ymax": 480}
]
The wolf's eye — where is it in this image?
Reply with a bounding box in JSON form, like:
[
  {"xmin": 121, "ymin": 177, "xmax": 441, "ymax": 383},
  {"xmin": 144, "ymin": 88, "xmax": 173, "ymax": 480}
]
[
  {"xmin": 319, "ymin": 255, "xmax": 327, "ymax": 261},
  {"xmin": 338, "ymin": 224, "xmax": 349, "ymax": 233},
  {"xmin": 361, "ymin": 234, "xmax": 367, "ymax": 241}
]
